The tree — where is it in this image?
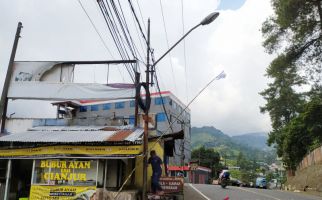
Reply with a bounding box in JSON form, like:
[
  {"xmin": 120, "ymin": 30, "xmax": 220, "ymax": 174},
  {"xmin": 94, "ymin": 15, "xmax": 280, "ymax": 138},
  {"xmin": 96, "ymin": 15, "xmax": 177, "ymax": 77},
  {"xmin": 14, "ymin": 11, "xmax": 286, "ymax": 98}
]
[
  {"xmin": 281, "ymin": 96, "xmax": 322, "ymax": 169},
  {"xmin": 191, "ymin": 146, "xmax": 221, "ymax": 177},
  {"xmin": 261, "ymin": 0, "xmax": 322, "ymax": 169},
  {"xmin": 259, "ymin": 56, "xmax": 305, "ymax": 159},
  {"xmin": 262, "ymin": 0, "xmax": 322, "ymax": 82}
]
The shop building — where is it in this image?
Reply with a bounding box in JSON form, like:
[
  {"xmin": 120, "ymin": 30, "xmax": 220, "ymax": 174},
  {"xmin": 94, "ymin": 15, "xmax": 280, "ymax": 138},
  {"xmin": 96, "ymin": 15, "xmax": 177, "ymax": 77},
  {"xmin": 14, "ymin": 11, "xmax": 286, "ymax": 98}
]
[{"xmin": 0, "ymin": 125, "xmax": 182, "ymax": 199}]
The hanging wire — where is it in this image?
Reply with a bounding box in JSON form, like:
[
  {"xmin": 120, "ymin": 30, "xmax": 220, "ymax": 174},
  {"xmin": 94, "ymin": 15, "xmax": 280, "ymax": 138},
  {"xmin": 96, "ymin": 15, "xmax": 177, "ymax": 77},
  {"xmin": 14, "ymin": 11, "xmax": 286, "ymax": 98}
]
[
  {"xmin": 181, "ymin": 0, "xmax": 189, "ymax": 103},
  {"xmin": 91, "ymin": 0, "xmax": 126, "ymax": 82},
  {"xmin": 97, "ymin": 0, "xmax": 136, "ymax": 82},
  {"xmin": 159, "ymin": 0, "xmax": 177, "ymax": 94},
  {"xmin": 77, "ymin": 0, "xmax": 114, "ymax": 58}
]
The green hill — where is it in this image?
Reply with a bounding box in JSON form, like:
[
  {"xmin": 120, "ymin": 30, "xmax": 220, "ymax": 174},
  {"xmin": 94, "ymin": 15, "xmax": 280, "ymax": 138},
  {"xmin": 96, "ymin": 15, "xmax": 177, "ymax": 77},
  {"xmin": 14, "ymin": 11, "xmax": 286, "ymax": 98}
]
[
  {"xmin": 231, "ymin": 132, "xmax": 272, "ymax": 151},
  {"xmin": 191, "ymin": 126, "xmax": 276, "ymax": 164}
]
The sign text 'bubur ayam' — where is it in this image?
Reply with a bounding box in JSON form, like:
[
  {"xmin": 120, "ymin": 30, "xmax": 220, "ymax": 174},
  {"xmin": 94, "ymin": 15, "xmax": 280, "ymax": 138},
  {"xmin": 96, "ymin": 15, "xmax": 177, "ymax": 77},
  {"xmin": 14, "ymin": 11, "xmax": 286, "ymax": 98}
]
[{"xmin": 40, "ymin": 160, "xmax": 92, "ymax": 181}]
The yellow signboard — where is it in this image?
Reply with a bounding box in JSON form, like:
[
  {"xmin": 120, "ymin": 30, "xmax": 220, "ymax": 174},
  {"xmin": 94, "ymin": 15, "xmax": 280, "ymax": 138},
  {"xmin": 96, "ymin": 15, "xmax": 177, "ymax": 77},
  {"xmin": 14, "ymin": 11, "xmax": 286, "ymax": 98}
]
[
  {"xmin": 29, "ymin": 185, "xmax": 97, "ymax": 200},
  {"xmin": 0, "ymin": 145, "xmax": 142, "ymax": 158},
  {"xmin": 40, "ymin": 160, "xmax": 92, "ymax": 182}
]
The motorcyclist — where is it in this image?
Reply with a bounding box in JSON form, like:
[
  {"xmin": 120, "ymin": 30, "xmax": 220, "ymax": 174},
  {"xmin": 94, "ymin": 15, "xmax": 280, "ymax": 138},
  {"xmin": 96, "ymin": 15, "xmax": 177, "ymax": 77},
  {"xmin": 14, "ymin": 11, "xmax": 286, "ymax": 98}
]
[{"xmin": 218, "ymin": 169, "xmax": 230, "ymax": 184}]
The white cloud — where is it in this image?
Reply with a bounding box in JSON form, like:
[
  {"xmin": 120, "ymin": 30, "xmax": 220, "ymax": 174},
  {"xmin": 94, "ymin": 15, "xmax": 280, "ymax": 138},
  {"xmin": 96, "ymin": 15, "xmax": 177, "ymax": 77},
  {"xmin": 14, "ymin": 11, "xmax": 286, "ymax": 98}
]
[{"xmin": 0, "ymin": 0, "xmax": 273, "ymax": 135}]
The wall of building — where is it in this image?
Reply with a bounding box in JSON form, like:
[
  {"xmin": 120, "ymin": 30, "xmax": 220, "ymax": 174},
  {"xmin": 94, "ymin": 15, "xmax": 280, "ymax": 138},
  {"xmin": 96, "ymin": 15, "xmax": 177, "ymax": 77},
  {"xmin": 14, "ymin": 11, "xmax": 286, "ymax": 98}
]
[
  {"xmin": 5, "ymin": 118, "xmax": 35, "ymax": 133},
  {"xmin": 134, "ymin": 141, "xmax": 165, "ymax": 190},
  {"xmin": 71, "ymin": 94, "xmax": 191, "ymax": 166}
]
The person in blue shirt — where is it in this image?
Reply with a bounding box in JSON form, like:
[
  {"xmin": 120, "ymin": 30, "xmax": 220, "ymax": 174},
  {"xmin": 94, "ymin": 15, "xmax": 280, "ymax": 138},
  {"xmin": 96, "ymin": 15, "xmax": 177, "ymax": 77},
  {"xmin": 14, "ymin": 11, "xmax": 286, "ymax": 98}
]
[{"xmin": 148, "ymin": 150, "xmax": 164, "ymax": 194}]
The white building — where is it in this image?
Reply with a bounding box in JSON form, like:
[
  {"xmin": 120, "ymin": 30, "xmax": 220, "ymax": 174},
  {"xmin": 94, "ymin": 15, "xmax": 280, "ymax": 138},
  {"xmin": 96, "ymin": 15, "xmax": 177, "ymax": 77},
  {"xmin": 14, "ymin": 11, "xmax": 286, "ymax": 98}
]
[{"xmin": 51, "ymin": 91, "xmax": 191, "ymax": 166}]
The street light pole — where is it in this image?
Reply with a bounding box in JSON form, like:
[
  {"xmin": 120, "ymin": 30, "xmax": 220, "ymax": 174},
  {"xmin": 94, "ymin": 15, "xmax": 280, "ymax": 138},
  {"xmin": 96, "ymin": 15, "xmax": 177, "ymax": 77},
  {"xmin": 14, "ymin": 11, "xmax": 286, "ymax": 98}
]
[
  {"xmin": 153, "ymin": 12, "xmax": 219, "ymax": 67},
  {"xmin": 141, "ymin": 12, "xmax": 219, "ymax": 199}
]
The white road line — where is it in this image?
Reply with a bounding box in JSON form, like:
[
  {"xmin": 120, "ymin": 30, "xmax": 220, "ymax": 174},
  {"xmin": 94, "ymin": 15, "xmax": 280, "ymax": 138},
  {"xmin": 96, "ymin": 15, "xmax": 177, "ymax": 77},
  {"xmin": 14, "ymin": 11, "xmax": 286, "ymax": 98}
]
[
  {"xmin": 188, "ymin": 183, "xmax": 211, "ymax": 200},
  {"xmin": 236, "ymin": 187, "xmax": 282, "ymax": 200}
]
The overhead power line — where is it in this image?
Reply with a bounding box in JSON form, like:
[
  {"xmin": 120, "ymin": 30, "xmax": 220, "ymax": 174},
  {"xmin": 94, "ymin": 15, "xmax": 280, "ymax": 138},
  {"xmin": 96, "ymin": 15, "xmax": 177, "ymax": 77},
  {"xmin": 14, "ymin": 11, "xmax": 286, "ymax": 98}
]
[
  {"xmin": 181, "ymin": 0, "xmax": 189, "ymax": 103},
  {"xmin": 159, "ymin": 0, "xmax": 177, "ymax": 94},
  {"xmin": 97, "ymin": 0, "xmax": 137, "ymax": 82},
  {"xmin": 77, "ymin": 0, "xmax": 114, "ymax": 58}
]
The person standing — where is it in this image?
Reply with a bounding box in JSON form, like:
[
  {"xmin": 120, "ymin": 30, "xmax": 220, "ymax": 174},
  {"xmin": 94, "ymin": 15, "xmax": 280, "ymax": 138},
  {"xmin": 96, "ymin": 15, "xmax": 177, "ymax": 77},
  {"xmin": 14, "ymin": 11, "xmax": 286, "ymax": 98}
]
[{"xmin": 148, "ymin": 150, "xmax": 164, "ymax": 195}]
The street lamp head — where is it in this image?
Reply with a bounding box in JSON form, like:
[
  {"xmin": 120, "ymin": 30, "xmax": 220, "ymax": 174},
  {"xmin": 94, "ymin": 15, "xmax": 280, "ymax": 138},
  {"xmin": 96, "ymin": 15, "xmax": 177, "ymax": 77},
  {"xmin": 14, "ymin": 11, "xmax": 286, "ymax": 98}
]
[{"xmin": 200, "ymin": 12, "xmax": 220, "ymax": 25}]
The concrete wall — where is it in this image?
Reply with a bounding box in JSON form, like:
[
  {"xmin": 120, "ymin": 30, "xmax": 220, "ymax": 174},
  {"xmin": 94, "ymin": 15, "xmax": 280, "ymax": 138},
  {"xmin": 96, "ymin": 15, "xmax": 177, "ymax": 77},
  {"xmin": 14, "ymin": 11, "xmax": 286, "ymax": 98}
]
[
  {"xmin": 286, "ymin": 146, "xmax": 322, "ymax": 195},
  {"xmin": 286, "ymin": 163, "xmax": 322, "ymax": 195},
  {"xmin": 5, "ymin": 118, "xmax": 35, "ymax": 133}
]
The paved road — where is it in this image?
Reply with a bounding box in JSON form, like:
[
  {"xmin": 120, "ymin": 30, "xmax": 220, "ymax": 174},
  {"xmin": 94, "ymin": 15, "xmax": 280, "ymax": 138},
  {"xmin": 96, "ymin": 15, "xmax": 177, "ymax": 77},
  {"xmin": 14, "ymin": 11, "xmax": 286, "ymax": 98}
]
[{"xmin": 184, "ymin": 184, "xmax": 321, "ymax": 200}]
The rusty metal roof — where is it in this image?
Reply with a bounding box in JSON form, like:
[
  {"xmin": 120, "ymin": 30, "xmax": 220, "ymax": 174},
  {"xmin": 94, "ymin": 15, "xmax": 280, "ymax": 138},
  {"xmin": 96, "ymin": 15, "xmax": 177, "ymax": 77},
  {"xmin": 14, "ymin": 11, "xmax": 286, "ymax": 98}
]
[{"xmin": 0, "ymin": 126, "xmax": 143, "ymax": 143}]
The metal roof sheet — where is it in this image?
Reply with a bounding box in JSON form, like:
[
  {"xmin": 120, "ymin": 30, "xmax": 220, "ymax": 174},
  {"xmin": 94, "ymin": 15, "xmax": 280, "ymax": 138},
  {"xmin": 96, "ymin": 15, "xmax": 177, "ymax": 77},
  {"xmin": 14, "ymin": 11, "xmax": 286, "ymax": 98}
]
[{"xmin": 0, "ymin": 127, "xmax": 143, "ymax": 143}]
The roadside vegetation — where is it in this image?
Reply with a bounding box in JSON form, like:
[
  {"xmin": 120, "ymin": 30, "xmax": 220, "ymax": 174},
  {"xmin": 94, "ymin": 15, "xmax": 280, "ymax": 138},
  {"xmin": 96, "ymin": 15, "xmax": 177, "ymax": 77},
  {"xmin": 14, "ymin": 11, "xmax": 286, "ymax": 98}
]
[{"xmin": 260, "ymin": 0, "xmax": 322, "ymax": 171}]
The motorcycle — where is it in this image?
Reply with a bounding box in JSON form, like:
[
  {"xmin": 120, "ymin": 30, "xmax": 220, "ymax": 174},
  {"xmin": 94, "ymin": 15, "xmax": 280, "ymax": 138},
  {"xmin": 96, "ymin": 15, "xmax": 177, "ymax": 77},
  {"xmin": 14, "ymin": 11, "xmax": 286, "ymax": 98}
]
[{"xmin": 220, "ymin": 177, "xmax": 230, "ymax": 188}]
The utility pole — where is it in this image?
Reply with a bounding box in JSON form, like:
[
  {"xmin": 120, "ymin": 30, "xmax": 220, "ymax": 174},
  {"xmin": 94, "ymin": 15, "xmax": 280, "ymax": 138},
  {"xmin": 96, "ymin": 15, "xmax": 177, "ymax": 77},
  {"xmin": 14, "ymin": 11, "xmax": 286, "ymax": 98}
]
[
  {"xmin": 0, "ymin": 22, "xmax": 23, "ymax": 133},
  {"xmin": 134, "ymin": 72, "xmax": 140, "ymax": 127},
  {"xmin": 142, "ymin": 19, "xmax": 151, "ymax": 200}
]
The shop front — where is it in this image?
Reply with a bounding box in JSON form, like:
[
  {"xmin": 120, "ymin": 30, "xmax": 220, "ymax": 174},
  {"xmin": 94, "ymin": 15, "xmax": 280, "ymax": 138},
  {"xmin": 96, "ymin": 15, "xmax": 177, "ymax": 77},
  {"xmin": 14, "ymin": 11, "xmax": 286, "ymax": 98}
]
[{"xmin": 0, "ymin": 127, "xmax": 144, "ymax": 200}]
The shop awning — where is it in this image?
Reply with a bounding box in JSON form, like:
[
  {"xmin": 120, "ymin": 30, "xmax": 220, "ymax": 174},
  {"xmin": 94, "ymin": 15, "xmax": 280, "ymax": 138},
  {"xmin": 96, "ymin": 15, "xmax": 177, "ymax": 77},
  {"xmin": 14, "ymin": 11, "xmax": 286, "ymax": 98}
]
[{"xmin": 0, "ymin": 126, "xmax": 144, "ymax": 158}]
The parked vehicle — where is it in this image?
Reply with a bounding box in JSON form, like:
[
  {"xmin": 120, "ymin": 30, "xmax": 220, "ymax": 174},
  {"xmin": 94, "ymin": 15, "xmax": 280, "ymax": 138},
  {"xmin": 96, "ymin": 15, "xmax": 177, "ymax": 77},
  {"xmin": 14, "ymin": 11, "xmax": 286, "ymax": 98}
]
[{"xmin": 255, "ymin": 177, "xmax": 267, "ymax": 189}]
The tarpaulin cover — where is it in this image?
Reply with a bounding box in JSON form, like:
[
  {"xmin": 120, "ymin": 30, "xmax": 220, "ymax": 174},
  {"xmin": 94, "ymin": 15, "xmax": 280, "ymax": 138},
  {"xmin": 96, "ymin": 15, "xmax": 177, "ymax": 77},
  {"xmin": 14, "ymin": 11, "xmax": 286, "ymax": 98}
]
[{"xmin": 7, "ymin": 61, "xmax": 135, "ymax": 100}]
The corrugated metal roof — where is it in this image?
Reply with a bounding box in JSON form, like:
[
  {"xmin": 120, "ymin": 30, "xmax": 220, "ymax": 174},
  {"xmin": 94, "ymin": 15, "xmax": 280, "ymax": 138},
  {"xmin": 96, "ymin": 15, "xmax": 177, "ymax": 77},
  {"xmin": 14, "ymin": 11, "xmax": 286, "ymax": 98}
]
[
  {"xmin": 0, "ymin": 127, "xmax": 143, "ymax": 143},
  {"xmin": 28, "ymin": 126, "xmax": 109, "ymax": 132}
]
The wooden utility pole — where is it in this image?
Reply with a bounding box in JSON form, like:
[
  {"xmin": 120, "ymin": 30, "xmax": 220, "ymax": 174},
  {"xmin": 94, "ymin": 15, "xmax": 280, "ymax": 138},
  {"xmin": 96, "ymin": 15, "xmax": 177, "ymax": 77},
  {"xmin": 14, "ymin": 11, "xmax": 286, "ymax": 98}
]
[
  {"xmin": 142, "ymin": 19, "xmax": 151, "ymax": 200},
  {"xmin": 0, "ymin": 22, "xmax": 23, "ymax": 133}
]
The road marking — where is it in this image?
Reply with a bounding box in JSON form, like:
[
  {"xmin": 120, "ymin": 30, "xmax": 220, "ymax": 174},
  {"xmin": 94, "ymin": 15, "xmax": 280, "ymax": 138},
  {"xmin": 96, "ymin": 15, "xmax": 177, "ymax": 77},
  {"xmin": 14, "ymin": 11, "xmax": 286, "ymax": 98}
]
[
  {"xmin": 235, "ymin": 187, "xmax": 282, "ymax": 200},
  {"xmin": 188, "ymin": 183, "xmax": 211, "ymax": 200}
]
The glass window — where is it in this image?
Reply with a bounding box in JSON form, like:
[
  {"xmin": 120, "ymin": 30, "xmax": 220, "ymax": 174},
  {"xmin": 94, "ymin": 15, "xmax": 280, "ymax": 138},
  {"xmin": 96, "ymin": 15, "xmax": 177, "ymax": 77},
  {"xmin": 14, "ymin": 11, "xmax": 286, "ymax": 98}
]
[
  {"xmin": 115, "ymin": 102, "xmax": 125, "ymax": 109},
  {"xmin": 129, "ymin": 115, "xmax": 135, "ymax": 125},
  {"xmin": 79, "ymin": 106, "xmax": 87, "ymax": 112},
  {"xmin": 91, "ymin": 105, "xmax": 99, "ymax": 111},
  {"xmin": 156, "ymin": 112, "xmax": 166, "ymax": 122},
  {"xmin": 130, "ymin": 100, "xmax": 135, "ymax": 108},
  {"xmin": 103, "ymin": 103, "xmax": 111, "ymax": 110},
  {"xmin": 155, "ymin": 97, "xmax": 167, "ymax": 105},
  {"xmin": 172, "ymin": 101, "xmax": 177, "ymax": 110},
  {"xmin": 178, "ymin": 106, "xmax": 182, "ymax": 113}
]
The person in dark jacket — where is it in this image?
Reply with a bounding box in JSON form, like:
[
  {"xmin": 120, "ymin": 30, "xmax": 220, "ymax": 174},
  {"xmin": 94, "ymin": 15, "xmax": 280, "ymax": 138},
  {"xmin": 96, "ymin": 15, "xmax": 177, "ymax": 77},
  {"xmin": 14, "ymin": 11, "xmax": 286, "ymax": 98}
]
[{"xmin": 148, "ymin": 150, "xmax": 164, "ymax": 194}]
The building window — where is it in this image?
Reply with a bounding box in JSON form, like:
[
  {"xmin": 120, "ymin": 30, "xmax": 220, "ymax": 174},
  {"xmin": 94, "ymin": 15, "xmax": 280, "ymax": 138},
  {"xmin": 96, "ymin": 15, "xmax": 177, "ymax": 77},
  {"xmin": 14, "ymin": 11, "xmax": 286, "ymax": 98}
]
[
  {"xmin": 79, "ymin": 106, "xmax": 87, "ymax": 112},
  {"xmin": 129, "ymin": 115, "xmax": 135, "ymax": 125},
  {"xmin": 155, "ymin": 97, "xmax": 167, "ymax": 105},
  {"xmin": 178, "ymin": 105, "xmax": 182, "ymax": 113},
  {"xmin": 103, "ymin": 103, "xmax": 111, "ymax": 110},
  {"xmin": 115, "ymin": 102, "xmax": 125, "ymax": 109},
  {"xmin": 172, "ymin": 101, "xmax": 177, "ymax": 110},
  {"xmin": 130, "ymin": 100, "xmax": 135, "ymax": 108},
  {"xmin": 156, "ymin": 112, "xmax": 166, "ymax": 122},
  {"xmin": 91, "ymin": 105, "xmax": 99, "ymax": 111}
]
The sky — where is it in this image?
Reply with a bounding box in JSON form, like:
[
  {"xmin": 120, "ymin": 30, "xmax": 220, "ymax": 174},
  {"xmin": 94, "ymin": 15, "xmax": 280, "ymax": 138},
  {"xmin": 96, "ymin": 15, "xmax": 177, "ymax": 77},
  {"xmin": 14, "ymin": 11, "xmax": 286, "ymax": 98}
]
[{"xmin": 0, "ymin": 0, "xmax": 274, "ymax": 135}]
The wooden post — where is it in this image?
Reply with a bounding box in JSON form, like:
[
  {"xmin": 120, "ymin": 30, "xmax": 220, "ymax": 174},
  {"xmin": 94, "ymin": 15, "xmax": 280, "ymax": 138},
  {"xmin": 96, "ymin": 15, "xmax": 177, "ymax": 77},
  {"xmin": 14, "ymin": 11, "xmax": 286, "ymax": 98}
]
[{"xmin": 0, "ymin": 22, "xmax": 23, "ymax": 133}]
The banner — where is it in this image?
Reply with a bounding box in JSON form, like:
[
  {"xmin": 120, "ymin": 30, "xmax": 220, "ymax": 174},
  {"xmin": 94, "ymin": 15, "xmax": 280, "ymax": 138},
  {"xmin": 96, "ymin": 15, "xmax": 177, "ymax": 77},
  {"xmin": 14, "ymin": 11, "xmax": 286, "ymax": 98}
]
[
  {"xmin": 159, "ymin": 177, "xmax": 184, "ymax": 193},
  {"xmin": 0, "ymin": 145, "xmax": 142, "ymax": 158},
  {"xmin": 29, "ymin": 185, "xmax": 97, "ymax": 200},
  {"xmin": 7, "ymin": 61, "xmax": 135, "ymax": 101}
]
